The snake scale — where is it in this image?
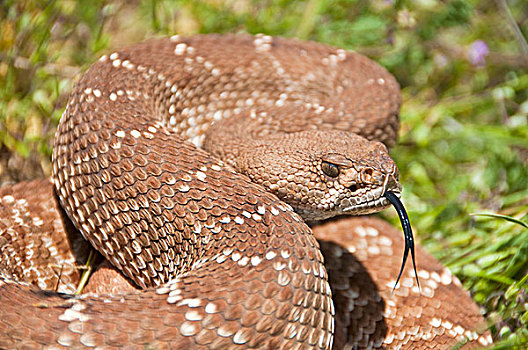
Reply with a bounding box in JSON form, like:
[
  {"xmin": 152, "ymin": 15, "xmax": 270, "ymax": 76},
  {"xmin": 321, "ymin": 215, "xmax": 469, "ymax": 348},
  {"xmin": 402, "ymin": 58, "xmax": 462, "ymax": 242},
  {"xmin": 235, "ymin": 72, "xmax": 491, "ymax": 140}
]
[{"xmin": 0, "ymin": 34, "xmax": 491, "ymax": 349}]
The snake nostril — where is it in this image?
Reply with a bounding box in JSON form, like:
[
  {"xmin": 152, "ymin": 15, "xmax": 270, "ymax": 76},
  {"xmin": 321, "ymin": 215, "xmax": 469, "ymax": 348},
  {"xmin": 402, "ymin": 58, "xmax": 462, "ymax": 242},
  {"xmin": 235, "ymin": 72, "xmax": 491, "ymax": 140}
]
[{"xmin": 349, "ymin": 184, "xmax": 358, "ymax": 192}]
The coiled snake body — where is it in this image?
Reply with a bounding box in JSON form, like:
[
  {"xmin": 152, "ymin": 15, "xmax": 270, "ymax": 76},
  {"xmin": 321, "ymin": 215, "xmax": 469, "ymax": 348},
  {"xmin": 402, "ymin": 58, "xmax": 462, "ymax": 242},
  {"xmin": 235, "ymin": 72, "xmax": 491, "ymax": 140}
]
[{"xmin": 0, "ymin": 34, "xmax": 490, "ymax": 349}]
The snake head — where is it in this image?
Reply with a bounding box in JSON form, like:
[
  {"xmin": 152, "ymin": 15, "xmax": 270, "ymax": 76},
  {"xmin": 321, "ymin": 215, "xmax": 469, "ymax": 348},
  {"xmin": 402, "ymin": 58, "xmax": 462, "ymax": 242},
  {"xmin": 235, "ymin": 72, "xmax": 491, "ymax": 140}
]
[
  {"xmin": 317, "ymin": 149, "xmax": 401, "ymax": 218},
  {"xmin": 231, "ymin": 129, "xmax": 401, "ymax": 222}
]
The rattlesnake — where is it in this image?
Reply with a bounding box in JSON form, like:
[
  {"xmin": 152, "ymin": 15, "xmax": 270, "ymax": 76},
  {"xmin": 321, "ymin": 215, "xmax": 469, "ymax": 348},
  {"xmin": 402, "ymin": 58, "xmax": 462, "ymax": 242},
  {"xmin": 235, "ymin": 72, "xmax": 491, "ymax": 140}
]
[{"xmin": 0, "ymin": 34, "xmax": 491, "ymax": 349}]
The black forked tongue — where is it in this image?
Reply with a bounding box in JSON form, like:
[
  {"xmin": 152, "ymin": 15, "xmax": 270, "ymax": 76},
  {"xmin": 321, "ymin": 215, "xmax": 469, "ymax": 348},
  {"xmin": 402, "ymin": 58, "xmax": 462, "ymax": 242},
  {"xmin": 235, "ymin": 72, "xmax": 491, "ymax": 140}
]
[{"xmin": 384, "ymin": 191, "xmax": 420, "ymax": 292}]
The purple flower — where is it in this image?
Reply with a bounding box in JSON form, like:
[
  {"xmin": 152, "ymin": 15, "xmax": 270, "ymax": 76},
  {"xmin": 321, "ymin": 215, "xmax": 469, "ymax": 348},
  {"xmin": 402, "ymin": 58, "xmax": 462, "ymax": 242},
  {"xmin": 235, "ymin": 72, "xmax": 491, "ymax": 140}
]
[{"xmin": 467, "ymin": 40, "xmax": 489, "ymax": 66}]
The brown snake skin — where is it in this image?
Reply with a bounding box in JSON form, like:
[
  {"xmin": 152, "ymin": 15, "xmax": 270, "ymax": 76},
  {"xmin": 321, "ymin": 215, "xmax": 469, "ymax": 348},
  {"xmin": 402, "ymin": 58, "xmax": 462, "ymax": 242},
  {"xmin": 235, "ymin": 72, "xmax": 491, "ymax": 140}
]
[{"xmin": 0, "ymin": 34, "xmax": 491, "ymax": 349}]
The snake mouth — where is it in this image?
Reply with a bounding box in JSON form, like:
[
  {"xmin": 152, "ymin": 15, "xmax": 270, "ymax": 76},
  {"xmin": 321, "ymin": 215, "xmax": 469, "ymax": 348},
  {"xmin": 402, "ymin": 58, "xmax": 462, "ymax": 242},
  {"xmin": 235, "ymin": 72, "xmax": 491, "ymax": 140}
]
[
  {"xmin": 341, "ymin": 173, "xmax": 401, "ymax": 215},
  {"xmin": 341, "ymin": 194, "xmax": 391, "ymax": 215}
]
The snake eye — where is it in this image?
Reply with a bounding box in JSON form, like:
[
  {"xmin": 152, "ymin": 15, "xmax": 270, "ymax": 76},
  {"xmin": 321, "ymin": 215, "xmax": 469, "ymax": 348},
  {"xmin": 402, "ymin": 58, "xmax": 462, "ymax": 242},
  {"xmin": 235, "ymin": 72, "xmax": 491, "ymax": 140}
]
[{"xmin": 322, "ymin": 161, "xmax": 340, "ymax": 178}]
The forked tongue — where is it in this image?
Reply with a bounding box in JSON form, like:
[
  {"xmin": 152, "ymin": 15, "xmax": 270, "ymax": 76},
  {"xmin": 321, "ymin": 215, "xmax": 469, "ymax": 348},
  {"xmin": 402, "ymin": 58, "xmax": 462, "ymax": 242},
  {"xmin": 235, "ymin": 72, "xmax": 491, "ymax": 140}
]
[{"xmin": 384, "ymin": 191, "xmax": 420, "ymax": 292}]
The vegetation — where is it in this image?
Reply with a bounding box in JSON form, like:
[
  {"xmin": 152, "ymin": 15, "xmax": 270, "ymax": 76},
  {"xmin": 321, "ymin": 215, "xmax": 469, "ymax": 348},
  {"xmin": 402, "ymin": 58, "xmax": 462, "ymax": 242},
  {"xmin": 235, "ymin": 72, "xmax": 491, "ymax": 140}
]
[{"xmin": 1, "ymin": 0, "xmax": 527, "ymax": 348}]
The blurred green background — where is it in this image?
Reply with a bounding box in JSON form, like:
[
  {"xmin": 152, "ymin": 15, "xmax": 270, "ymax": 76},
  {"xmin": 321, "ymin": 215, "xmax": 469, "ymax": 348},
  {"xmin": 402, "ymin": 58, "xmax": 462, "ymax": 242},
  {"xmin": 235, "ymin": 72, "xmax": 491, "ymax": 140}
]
[{"xmin": 1, "ymin": 0, "xmax": 527, "ymax": 348}]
